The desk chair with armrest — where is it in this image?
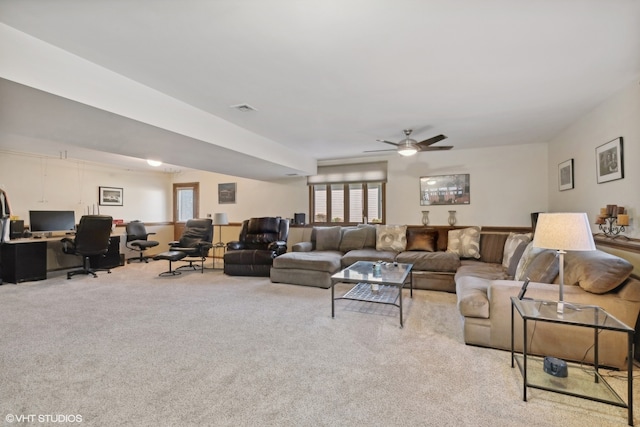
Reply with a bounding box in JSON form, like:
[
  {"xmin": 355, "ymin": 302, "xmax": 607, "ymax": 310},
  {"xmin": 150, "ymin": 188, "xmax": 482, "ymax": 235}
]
[
  {"xmin": 125, "ymin": 220, "xmax": 159, "ymax": 263},
  {"xmin": 61, "ymin": 215, "xmax": 113, "ymax": 280}
]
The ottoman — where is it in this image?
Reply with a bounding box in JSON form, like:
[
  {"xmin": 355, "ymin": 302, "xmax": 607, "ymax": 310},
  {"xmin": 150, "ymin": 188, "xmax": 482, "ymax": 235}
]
[
  {"xmin": 153, "ymin": 250, "xmax": 188, "ymax": 276},
  {"xmin": 270, "ymin": 251, "xmax": 343, "ymax": 288}
]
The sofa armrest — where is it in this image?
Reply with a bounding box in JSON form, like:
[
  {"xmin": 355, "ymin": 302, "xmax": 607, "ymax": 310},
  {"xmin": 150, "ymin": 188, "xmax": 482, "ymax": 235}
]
[
  {"xmin": 226, "ymin": 241, "xmax": 245, "ymax": 251},
  {"xmin": 292, "ymin": 241, "xmax": 313, "ymax": 252}
]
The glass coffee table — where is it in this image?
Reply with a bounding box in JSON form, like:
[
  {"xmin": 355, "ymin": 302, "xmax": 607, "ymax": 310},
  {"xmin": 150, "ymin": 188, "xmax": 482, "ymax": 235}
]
[{"xmin": 331, "ymin": 260, "xmax": 413, "ymax": 328}]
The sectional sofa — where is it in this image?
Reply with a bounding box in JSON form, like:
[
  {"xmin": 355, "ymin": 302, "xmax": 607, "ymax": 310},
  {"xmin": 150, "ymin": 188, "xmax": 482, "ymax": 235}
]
[{"xmin": 270, "ymin": 224, "xmax": 640, "ymax": 368}]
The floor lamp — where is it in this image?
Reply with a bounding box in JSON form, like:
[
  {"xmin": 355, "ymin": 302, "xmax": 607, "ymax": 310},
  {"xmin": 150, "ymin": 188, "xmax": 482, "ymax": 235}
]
[
  {"xmin": 213, "ymin": 213, "xmax": 228, "ymax": 248},
  {"xmin": 532, "ymin": 212, "xmax": 596, "ymax": 314}
]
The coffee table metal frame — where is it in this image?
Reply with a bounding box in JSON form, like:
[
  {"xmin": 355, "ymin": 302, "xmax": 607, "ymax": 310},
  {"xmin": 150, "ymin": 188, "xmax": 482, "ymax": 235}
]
[
  {"xmin": 511, "ymin": 297, "xmax": 634, "ymax": 426},
  {"xmin": 331, "ymin": 261, "xmax": 413, "ymax": 328}
]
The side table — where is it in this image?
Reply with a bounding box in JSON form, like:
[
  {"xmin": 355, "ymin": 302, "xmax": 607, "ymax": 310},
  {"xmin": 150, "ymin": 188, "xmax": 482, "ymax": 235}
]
[
  {"xmin": 210, "ymin": 242, "xmax": 226, "ymax": 270},
  {"xmin": 511, "ymin": 297, "xmax": 634, "ymax": 425}
]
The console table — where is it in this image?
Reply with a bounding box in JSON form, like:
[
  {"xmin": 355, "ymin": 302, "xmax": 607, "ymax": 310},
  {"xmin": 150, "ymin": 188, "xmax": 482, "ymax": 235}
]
[{"xmin": 511, "ymin": 297, "xmax": 634, "ymax": 425}]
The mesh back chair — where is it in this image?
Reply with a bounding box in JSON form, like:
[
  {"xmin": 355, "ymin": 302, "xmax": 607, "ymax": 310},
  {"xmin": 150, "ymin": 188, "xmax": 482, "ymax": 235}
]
[
  {"xmin": 61, "ymin": 215, "xmax": 113, "ymax": 279},
  {"xmin": 154, "ymin": 218, "xmax": 213, "ymax": 276},
  {"xmin": 125, "ymin": 220, "xmax": 159, "ymax": 263}
]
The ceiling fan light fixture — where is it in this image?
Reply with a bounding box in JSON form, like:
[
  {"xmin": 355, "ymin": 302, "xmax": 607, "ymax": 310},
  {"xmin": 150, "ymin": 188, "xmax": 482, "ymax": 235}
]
[{"xmin": 397, "ymin": 141, "xmax": 418, "ymax": 156}]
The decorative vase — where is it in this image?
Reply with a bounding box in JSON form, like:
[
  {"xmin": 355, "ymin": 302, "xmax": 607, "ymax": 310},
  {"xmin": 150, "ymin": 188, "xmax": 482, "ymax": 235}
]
[
  {"xmin": 448, "ymin": 210, "xmax": 457, "ymax": 226},
  {"xmin": 421, "ymin": 211, "xmax": 430, "ymax": 226}
]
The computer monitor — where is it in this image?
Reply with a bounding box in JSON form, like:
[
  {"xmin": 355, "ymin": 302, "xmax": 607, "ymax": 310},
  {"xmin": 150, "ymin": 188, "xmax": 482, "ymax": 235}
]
[{"xmin": 28, "ymin": 210, "xmax": 76, "ymax": 234}]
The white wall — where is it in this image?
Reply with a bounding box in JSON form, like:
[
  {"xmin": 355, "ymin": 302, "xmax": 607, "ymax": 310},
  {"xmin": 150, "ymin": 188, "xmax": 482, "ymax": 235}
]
[
  {"xmin": 546, "ymin": 80, "xmax": 640, "ymax": 238},
  {"xmin": 0, "ymin": 151, "xmax": 172, "ymax": 223},
  {"xmin": 173, "ymin": 143, "xmax": 549, "ymax": 228}
]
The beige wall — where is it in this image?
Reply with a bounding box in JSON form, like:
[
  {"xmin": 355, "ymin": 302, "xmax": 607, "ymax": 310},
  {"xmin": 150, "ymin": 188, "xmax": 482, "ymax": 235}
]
[{"xmin": 547, "ymin": 80, "xmax": 640, "ymax": 238}]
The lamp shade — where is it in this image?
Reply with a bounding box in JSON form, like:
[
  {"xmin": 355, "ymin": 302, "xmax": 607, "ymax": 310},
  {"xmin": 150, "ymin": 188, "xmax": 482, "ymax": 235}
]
[
  {"xmin": 213, "ymin": 213, "xmax": 228, "ymax": 226},
  {"xmin": 532, "ymin": 212, "xmax": 595, "ymax": 251}
]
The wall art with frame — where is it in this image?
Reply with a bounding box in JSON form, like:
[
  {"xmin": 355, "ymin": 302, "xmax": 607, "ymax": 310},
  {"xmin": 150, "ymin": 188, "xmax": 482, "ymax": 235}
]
[
  {"xmin": 218, "ymin": 182, "xmax": 236, "ymax": 204},
  {"xmin": 99, "ymin": 186, "xmax": 123, "ymax": 206},
  {"xmin": 596, "ymin": 137, "xmax": 624, "ymax": 184},
  {"xmin": 420, "ymin": 174, "xmax": 470, "ymax": 206},
  {"xmin": 558, "ymin": 159, "xmax": 574, "ymax": 191}
]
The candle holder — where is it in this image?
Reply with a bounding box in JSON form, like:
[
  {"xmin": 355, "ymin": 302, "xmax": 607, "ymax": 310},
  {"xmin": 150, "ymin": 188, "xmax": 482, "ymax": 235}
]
[
  {"xmin": 448, "ymin": 210, "xmax": 457, "ymax": 226},
  {"xmin": 596, "ymin": 215, "xmax": 629, "ymax": 239},
  {"xmin": 421, "ymin": 211, "xmax": 430, "ymax": 226}
]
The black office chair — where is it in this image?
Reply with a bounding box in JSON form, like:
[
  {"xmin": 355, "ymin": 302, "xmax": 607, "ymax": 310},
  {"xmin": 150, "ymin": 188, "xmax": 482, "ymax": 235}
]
[
  {"xmin": 154, "ymin": 218, "xmax": 213, "ymax": 275},
  {"xmin": 61, "ymin": 215, "xmax": 113, "ymax": 279},
  {"xmin": 125, "ymin": 220, "xmax": 159, "ymax": 263}
]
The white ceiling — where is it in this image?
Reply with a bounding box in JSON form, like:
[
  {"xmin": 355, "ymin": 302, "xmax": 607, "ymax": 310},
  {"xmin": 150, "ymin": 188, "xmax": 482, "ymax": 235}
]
[{"xmin": 1, "ymin": 0, "xmax": 639, "ymax": 179}]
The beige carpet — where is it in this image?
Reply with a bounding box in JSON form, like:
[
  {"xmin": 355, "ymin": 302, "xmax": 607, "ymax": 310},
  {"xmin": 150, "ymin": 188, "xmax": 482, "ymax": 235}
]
[{"xmin": 0, "ymin": 261, "xmax": 636, "ymax": 426}]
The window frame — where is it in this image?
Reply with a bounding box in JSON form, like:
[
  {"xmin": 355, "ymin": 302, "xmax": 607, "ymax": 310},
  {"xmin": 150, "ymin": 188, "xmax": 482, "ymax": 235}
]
[{"xmin": 309, "ymin": 182, "xmax": 386, "ymax": 226}]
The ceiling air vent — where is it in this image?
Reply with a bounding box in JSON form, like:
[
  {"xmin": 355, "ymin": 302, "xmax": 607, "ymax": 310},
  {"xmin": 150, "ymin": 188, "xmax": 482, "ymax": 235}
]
[{"xmin": 230, "ymin": 104, "xmax": 257, "ymax": 112}]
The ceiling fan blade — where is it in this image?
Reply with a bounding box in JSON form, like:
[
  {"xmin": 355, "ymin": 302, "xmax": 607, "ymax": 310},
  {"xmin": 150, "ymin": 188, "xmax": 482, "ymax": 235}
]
[
  {"xmin": 364, "ymin": 148, "xmax": 396, "ymax": 153},
  {"xmin": 419, "ymin": 146, "xmax": 453, "ymax": 151},
  {"xmin": 376, "ymin": 139, "xmax": 400, "ymax": 147},
  {"xmin": 416, "ymin": 134, "xmax": 447, "ymax": 147}
]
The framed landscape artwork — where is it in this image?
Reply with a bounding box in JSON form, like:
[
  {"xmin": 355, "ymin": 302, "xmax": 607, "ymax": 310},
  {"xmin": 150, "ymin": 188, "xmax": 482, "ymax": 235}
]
[
  {"xmin": 558, "ymin": 159, "xmax": 574, "ymax": 191},
  {"xmin": 99, "ymin": 186, "xmax": 123, "ymax": 206},
  {"xmin": 420, "ymin": 174, "xmax": 470, "ymax": 206},
  {"xmin": 596, "ymin": 137, "xmax": 624, "ymax": 184}
]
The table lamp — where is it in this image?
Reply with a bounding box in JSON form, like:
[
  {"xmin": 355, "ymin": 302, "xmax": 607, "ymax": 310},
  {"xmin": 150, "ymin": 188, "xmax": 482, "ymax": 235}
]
[
  {"xmin": 212, "ymin": 213, "xmax": 228, "ymax": 247},
  {"xmin": 532, "ymin": 212, "xmax": 595, "ymax": 314}
]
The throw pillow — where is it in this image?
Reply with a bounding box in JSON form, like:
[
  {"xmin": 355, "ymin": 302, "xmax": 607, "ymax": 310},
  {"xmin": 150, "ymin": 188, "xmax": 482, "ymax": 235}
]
[
  {"xmin": 405, "ymin": 229, "xmax": 437, "ymax": 252},
  {"xmin": 446, "ymin": 226, "xmax": 481, "ymax": 259},
  {"xmin": 563, "ymin": 250, "xmax": 633, "ymax": 294},
  {"xmin": 514, "ymin": 242, "xmax": 545, "ymax": 281},
  {"xmin": 522, "ymin": 250, "xmax": 559, "ymax": 283},
  {"xmin": 375, "ymin": 225, "xmax": 407, "ymax": 252},
  {"xmin": 315, "ymin": 226, "xmax": 342, "ymax": 251},
  {"xmin": 502, "ymin": 232, "xmax": 533, "ymax": 269},
  {"xmin": 339, "ymin": 227, "xmax": 368, "ymax": 252},
  {"xmin": 506, "ymin": 241, "xmax": 528, "ymax": 278}
]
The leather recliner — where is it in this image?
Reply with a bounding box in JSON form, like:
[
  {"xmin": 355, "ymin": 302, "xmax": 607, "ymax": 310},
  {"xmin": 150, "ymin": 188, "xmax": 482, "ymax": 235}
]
[{"xmin": 224, "ymin": 217, "xmax": 289, "ymax": 277}]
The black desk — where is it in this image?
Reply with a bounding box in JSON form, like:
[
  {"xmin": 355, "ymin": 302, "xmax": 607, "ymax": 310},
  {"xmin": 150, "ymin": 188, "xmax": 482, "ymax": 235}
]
[{"xmin": 1, "ymin": 235, "xmax": 121, "ymax": 284}]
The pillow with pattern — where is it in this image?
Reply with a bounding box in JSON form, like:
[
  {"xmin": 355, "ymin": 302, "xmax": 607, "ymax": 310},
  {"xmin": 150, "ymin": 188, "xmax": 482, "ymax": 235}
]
[
  {"xmin": 375, "ymin": 225, "xmax": 407, "ymax": 252},
  {"xmin": 502, "ymin": 232, "xmax": 532, "ymax": 268},
  {"xmin": 446, "ymin": 226, "xmax": 481, "ymax": 259}
]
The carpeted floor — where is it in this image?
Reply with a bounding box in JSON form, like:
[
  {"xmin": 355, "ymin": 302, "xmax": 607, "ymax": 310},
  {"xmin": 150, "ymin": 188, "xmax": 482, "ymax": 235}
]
[{"xmin": 0, "ymin": 261, "xmax": 636, "ymax": 426}]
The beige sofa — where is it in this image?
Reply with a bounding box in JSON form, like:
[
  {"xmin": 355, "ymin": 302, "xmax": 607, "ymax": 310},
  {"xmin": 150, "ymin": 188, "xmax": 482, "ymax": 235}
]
[{"xmin": 270, "ymin": 224, "xmax": 640, "ymax": 368}]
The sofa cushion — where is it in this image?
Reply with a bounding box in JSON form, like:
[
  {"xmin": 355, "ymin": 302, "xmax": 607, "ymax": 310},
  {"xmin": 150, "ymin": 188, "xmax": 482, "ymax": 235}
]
[
  {"xmin": 357, "ymin": 224, "xmax": 377, "ymax": 248},
  {"xmin": 315, "ymin": 226, "xmax": 342, "ymax": 251},
  {"xmin": 375, "ymin": 225, "xmax": 407, "ymax": 252},
  {"xmin": 272, "ymin": 251, "xmax": 342, "ymax": 273},
  {"xmin": 396, "ymin": 251, "xmax": 460, "ymax": 272},
  {"xmin": 341, "ymin": 248, "xmax": 397, "ymax": 268},
  {"xmin": 455, "ymin": 260, "xmax": 509, "ymax": 281},
  {"xmin": 521, "ymin": 250, "xmax": 559, "ymax": 283},
  {"xmin": 406, "ymin": 228, "xmax": 437, "ymax": 252},
  {"xmin": 447, "ymin": 226, "xmax": 481, "ymax": 259},
  {"xmin": 479, "ymin": 233, "xmax": 508, "ymax": 263},
  {"xmin": 456, "ymin": 275, "xmax": 490, "ymax": 318},
  {"xmin": 502, "ymin": 232, "xmax": 532, "ymax": 268},
  {"xmin": 339, "ymin": 227, "xmax": 368, "ymax": 252},
  {"xmin": 563, "ymin": 250, "xmax": 633, "ymax": 294}
]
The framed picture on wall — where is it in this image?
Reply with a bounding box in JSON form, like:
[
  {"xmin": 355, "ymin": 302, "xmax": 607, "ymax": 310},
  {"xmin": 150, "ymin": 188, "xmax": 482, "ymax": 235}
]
[
  {"xmin": 596, "ymin": 137, "xmax": 624, "ymax": 184},
  {"xmin": 98, "ymin": 186, "xmax": 123, "ymax": 206},
  {"xmin": 558, "ymin": 159, "xmax": 574, "ymax": 191},
  {"xmin": 420, "ymin": 174, "xmax": 470, "ymax": 206},
  {"xmin": 218, "ymin": 183, "xmax": 236, "ymax": 204}
]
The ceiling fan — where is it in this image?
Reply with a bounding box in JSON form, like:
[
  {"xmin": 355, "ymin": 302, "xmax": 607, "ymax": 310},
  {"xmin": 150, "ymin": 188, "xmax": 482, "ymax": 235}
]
[{"xmin": 365, "ymin": 129, "xmax": 452, "ymax": 156}]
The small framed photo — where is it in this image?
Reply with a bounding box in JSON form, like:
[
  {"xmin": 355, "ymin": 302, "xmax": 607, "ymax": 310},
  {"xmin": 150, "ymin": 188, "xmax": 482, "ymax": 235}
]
[
  {"xmin": 218, "ymin": 183, "xmax": 236, "ymax": 204},
  {"xmin": 596, "ymin": 137, "xmax": 624, "ymax": 184},
  {"xmin": 558, "ymin": 159, "xmax": 574, "ymax": 191},
  {"xmin": 99, "ymin": 186, "xmax": 123, "ymax": 206}
]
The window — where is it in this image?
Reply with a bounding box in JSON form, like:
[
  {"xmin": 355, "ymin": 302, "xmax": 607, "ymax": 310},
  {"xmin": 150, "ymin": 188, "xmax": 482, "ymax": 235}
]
[
  {"xmin": 308, "ymin": 162, "xmax": 387, "ymax": 225},
  {"xmin": 310, "ymin": 182, "xmax": 385, "ymax": 225}
]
